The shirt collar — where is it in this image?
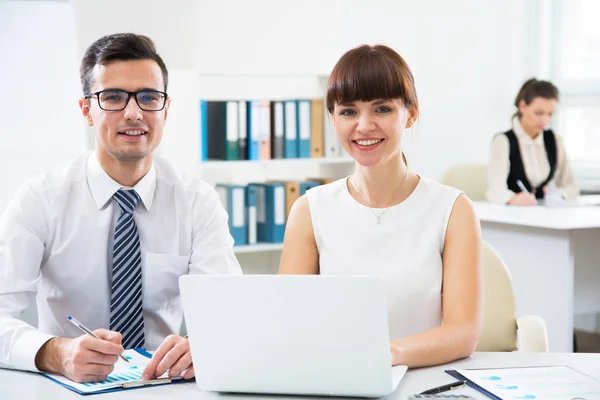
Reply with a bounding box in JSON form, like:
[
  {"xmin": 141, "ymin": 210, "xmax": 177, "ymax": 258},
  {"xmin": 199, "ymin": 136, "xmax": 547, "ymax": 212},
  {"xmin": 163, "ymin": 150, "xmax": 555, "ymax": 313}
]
[
  {"xmin": 86, "ymin": 151, "xmax": 156, "ymax": 211},
  {"xmin": 512, "ymin": 116, "xmax": 544, "ymax": 146}
]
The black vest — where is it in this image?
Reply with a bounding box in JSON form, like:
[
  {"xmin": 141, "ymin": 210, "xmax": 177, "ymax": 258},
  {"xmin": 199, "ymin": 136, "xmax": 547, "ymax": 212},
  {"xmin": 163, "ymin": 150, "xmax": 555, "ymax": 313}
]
[{"xmin": 504, "ymin": 129, "xmax": 557, "ymax": 199}]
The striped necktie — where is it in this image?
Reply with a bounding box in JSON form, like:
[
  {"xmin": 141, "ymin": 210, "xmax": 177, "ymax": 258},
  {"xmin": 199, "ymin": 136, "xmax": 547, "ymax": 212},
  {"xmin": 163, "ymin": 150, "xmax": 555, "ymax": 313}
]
[{"xmin": 110, "ymin": 189, "xmax": 145, "ymax": 349}]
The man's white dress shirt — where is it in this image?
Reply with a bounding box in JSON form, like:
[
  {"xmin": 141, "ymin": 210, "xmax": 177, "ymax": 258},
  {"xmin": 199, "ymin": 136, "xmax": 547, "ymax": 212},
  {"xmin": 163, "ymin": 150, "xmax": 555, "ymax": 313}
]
[{"xmin": 0, "ymin": 152, "xmax": 242, "ymax": 372}]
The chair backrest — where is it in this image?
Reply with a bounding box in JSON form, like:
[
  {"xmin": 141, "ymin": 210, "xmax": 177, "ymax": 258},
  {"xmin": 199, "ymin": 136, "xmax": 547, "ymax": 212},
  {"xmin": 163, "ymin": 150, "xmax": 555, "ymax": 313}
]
[
  {"xmin": 441, "ymin": 163, "xmax": 488, "ymax": 201},
  {"xmin": 476, "ymin": 241, "xmax": 518, "ymax": 352}
]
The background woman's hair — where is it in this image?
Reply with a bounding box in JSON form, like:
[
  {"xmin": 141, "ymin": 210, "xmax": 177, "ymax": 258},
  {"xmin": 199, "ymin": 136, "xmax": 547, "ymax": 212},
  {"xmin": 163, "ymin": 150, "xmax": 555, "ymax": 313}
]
[{"xmin": 513, "ymin": 78, "xmax": 559, "ymax": 119}]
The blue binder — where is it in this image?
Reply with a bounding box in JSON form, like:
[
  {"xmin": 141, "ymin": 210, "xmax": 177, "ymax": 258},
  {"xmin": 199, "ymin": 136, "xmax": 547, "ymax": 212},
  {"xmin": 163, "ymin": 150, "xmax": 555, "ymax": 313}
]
[
  {"xmin": 246, "ymin": 184, "xmax": 258, "ymax": 245},
  {"xmin": 247, "ymin": 101, "xmax": 260, "ymax": 160},
  {"xmin": 299, "ymin": 181, "xmax": 321, "ymax": 196},
  {"xmin": 200, "ymin": 100, "xmax": 208, "ymax": 161},
  {"xmin": 284, "ymin": 100, "xmax": 298, "ymax": 158},
  {"xmin": 216, "ymin": 184, "xmax": 247, "ymax": 246},
  {"xmin": 255, "ymin": 182, "xmax": 286, "ymax": 243},
  {"xmin": 297, "ymin": 100, "xmax": 311, "ymax": 158}
]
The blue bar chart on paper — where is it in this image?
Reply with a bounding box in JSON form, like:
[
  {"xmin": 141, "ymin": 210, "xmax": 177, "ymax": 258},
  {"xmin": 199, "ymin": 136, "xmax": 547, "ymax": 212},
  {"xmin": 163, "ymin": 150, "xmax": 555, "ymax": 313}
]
[{"xmin": 42, "ymin": 349, "xmax": 171, "ymax": 394}]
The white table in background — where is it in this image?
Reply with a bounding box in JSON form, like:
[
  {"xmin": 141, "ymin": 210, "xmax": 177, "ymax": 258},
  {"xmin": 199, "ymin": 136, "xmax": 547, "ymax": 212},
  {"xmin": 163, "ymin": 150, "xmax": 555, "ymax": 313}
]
[
  {"xmin": 474, "ymin": 200, "xmax": 600, "ymax": 352},
  {"xmin": 1, "ymin": 352, "xmax": 599, "ymax": 400}
]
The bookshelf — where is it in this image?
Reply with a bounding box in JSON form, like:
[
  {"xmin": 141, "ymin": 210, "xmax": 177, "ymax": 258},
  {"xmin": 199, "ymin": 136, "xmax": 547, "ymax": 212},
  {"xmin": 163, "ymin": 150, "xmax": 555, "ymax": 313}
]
[
  {"xmin": 161, "ymin": 70, "xmax": 354, "ymax": 270},
  {"xmin": 199, "ymin": 157, "xmax": 352, "ymax": 168}
]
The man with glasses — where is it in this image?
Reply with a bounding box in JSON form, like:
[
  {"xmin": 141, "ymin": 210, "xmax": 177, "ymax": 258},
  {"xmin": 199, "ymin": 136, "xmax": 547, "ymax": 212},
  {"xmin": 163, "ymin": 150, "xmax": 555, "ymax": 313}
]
[{"xmin": 0, "ymin": 33, "xmax": 242, "ymax": 382}]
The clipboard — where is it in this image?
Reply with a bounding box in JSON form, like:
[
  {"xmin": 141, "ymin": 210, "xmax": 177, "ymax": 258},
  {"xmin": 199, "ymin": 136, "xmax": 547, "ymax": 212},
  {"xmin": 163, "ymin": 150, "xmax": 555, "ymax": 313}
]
[
  {"xmin": 446, "ymin": 369, "xmax": 501, "ymax": 400},
  {"xmin": 41, "ymin": 348, "xmax": 193, "ymax": 395},
  {"xmin": 446, "ymin": 365, "xmax": 600, "ymax": 400}
]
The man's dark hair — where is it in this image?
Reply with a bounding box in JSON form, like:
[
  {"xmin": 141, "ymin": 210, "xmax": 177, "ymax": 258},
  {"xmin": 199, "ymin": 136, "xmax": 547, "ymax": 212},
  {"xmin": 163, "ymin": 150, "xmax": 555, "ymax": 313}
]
[{"xmin": 80, "ymin": 33, "xmax": 168, "ymax": 95}]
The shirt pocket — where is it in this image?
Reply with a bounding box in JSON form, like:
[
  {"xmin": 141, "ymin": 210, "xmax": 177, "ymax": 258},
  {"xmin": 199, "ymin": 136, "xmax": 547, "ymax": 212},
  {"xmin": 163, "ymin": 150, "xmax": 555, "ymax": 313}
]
[{"xmin": 143, "ymin": 253, "xmax": 190, "ymax": 310}]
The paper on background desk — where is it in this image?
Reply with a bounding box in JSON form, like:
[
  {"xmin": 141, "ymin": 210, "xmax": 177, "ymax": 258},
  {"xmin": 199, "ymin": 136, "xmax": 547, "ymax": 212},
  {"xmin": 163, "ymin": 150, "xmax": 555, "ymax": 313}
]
[
  {"xmin": 456, "ymin": 366, "xmax": 600, "ymax": 400},
  {"xmin": 44, "ymin": 348, "xmax": 168, "ymax": 394}
]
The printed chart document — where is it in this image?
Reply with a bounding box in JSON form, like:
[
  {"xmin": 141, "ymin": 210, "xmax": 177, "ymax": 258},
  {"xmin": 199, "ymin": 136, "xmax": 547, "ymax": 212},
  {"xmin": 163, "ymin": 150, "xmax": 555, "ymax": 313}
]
[
  {"xmin": 447, "ymin": 366, "xmax": 600, "ymax": 400},
  {"xmin": 43, "ymin": 348, "xmax": 188, "ymax": 395}
]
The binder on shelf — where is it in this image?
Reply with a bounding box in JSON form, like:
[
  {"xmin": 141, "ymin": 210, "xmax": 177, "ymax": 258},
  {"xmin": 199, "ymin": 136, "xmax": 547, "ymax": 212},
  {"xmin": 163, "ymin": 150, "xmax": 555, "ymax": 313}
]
[
  {"xmin": 297, "ymin": 100, "xmax": 311, "ymax": 158},
  {"xmin": 283, "ymin": 181, "xmax": 300, "ymax": 221},
  {"xmin": 255, "ymin": 182, "xmax": 286, "ymax": 243},
  {"xmin": 246, "ymin": 184, "xmax": 258, "ymax": 245},
  {"xmin": 200, "ymin": 100, "xmax": 239, "ymax": 161},
  {"xmin": 226, "ymin": 101, "xmax": 239, "ymax": 160},
  {"xmin": 310, "ymin": 99, "xmax": 324, "ymax": 158},
  {"xmin": 306, "ymin": 177, "xmax": 339, "ymax": 185},
  {"xmin": 284, "ymin": 100, "xmax": 298, "ymax": 158},
  {"xmin": 216, "ymin": 184, "xmax": 247, "ymax": 246},
  {"xmin": 200, "ymin": 100, "xmax": 208, "ymax": 161},
  {"xmin": 323, "ymin": 101, "xmax": 341, "ymax": 158},
  {"xmin": 271, "ymin": 101, "xmax": 285, "ymax": 159},
  {"xmin": 247, "ymin": 101, "xmax": 260, "ymax": 160},
  {"xmin": 258, "ymin": 100, "xmax": 271, "ymax": 160},
  {"xmin": 238, "ymin": 100, "xmax": 248, "ymax": 160},
  {"xmin": 299, "ymin": 180, "xmax": 321, "ymax": 196}
]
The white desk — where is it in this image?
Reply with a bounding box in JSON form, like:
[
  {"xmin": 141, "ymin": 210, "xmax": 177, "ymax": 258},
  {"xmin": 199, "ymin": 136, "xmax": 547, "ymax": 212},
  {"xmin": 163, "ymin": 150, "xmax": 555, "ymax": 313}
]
[
  {"xmin": 1, "ymin": 352, "xmax": 599, "ymax": 399},
  {"xmin": 474, "ymin": 201, "xmax": 600, "ymax": 352}
]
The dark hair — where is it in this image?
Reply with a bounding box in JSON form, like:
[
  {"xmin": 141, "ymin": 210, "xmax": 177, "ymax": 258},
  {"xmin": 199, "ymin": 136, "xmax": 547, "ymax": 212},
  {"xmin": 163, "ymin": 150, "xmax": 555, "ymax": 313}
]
[
  {"xmin": 80, "ymin": 33, "xmax": 168, "ymax": 96},
  {"xmin": 326, "ymin": 45, "xmax": 417, "ymax": 165},
  {"xmin": 326, "ymin": 44, "xmax": 418, "ymax": 118},
  {"xmin": 513, "ymin": 78, "xmax": 559, "ymax": 119}
]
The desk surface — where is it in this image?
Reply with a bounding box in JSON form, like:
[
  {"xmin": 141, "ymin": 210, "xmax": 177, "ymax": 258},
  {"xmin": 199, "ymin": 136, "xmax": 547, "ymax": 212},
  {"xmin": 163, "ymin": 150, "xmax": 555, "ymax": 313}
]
[
  {"xmin": 2, "ymin": 352, "xmax": 599, "ymax": 400},
  {"xmin": 474, "ymin": 199, "xmax": 600, "ymax": 229}
]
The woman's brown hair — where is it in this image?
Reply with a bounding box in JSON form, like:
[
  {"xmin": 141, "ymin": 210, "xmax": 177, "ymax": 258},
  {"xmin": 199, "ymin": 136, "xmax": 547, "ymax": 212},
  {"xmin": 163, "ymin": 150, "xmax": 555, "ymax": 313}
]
[
  {"xmin": 513, "ymin": 78, "xmax": 559, "ymax": 119},
  {"xmin": 326, "ymin": 45, "xmax": 418, "ymax": 164}
]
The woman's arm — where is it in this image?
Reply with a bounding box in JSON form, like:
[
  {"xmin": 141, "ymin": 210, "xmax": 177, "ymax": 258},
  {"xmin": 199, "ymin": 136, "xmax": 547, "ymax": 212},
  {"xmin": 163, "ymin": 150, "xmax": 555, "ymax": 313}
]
[
  {"xmin": 278, "ymin": 195, "xmax": 319, "ymax": 275},
  {"xmin": 389, "ymin": 194, "xmax": 483, "ymax": 367}
]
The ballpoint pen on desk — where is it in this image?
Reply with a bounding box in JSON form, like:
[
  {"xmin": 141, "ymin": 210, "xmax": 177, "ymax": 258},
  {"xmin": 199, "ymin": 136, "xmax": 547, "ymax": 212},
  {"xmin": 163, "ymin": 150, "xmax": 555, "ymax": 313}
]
[
  {"xmin": 516, "ymin": 179, "xmax": 530, "ymax": 193},
  {"xmin": 420, "ymin": 380, "xmax": 466, "ymax": 395},
  {"xmin": 67, "ymin": 315, "xmax": 129, "ymax": 363}
]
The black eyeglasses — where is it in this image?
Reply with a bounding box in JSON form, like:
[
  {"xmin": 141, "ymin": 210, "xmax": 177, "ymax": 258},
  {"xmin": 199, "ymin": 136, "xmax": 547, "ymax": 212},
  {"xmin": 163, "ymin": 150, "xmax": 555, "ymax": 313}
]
[{"xmin": 85, "ymin": 89, "xmax": 168, "ymax": 111}]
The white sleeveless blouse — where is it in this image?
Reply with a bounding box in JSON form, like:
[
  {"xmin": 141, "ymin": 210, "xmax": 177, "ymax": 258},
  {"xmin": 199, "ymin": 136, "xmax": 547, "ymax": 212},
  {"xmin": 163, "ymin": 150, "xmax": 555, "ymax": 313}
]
[{"xmin": 306, "ymin": 176, "xmax": 462, "ymax": 340}]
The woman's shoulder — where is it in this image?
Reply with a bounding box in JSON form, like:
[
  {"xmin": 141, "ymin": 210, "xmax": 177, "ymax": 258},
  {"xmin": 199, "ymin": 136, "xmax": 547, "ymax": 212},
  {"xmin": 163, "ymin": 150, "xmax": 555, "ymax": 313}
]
[
  {"xmin": 418, "ymin": 176, "xmax": 463, "ymax": 200},
  {"xmin": 306, "ymin": 177, "xmax": 348, "ymax": 202}
]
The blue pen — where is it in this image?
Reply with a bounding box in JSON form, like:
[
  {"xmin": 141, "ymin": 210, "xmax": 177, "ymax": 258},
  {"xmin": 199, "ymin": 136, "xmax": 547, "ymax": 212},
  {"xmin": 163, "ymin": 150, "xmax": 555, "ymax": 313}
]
[
  {"xmin": 516, "ymin": 179, "xmax": 530, "ymax": 193},
  {"xmin": 67, "ymin": 316, "xmax": 129, "ymax": 363}
]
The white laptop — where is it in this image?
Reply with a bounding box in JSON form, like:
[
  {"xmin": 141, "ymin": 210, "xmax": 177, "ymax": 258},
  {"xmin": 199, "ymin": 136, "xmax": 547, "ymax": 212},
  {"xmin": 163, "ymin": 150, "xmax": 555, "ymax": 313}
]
[{"xmin": 179, "ymin": 275, "xmax": 407, "ymax": 398}]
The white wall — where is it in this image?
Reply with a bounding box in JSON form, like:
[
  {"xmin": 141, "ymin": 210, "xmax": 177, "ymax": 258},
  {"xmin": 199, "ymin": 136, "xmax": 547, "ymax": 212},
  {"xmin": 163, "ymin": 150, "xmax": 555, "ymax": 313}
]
[
  {"xmin": 3, "ymin": 0, "xmax": 541, "ymax": 205},
  {"xmin": 193, "ymin": 0, "xmax": 538, "ymax": 181},
  {"xmin": 337, "ymin": 0, "xmax": 539, "ymax": 179},
  {"xmin": 0, "ymin": 0, "xmax": 86, "ymax": 212}
]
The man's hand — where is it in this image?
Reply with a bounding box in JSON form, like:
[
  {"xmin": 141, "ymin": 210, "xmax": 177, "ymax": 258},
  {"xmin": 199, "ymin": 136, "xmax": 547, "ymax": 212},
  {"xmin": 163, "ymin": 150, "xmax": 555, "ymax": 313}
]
[
  {"xmin": 508, "ymin": 192, "xmax": 537, "ymax": 206},
  {"xmin": 142, "ymin": 335, "xmax": 194, "ymax": 380},
  {"xmin": 35, "ymin": 329, "xmax": 124, "ymax": 383}
]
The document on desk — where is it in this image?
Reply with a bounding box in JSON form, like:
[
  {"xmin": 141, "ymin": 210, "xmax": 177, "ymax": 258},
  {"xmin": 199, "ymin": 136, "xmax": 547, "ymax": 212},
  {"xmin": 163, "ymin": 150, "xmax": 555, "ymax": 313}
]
[
  {"xmin": 42, "ymin": 348, "xmax": 186, "ymax": 395},
  {"xmin": 447, "ymin": 366, "xmax": 600, "ymax": 400}
]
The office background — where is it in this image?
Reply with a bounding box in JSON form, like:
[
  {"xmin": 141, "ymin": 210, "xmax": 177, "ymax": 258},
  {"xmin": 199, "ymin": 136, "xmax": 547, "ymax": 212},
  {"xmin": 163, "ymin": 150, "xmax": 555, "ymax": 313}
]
[
  {"xmin": 1, "ymin": 0, "xmax": 599, "ymax": 346},
  {"xmin": 4, "ymin": 0, "xmax": 600, "ymax": 212}
]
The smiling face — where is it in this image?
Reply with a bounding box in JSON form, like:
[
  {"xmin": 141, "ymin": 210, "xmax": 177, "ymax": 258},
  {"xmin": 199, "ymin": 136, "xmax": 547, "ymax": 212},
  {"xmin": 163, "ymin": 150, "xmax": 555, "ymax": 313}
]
[
  {"xmin": 325, "ymin": 45, "xmax": 419, "ymax": 168},
  {"xmin": 79, "ymin": 59, "xmax": 170, "ymax": 165},
  {"xmin": 332, "ymin": 99, "xmax": 414, "ymax": 167}
]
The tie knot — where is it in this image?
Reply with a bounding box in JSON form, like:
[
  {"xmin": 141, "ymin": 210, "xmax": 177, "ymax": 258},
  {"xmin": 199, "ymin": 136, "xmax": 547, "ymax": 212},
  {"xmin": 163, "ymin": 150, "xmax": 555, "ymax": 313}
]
[{"xmin": 113, "ymin": 189, "xmax": 141, "ymax": 214}]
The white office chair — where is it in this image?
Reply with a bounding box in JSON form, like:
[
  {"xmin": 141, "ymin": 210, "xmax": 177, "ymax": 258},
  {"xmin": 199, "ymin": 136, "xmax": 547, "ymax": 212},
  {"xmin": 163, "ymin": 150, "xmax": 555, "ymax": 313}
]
[
  {"xmin": 477, "ymin": 241, "xmax": 549, "ymax": 352},
  {"xmin": 441, "ymin": 163, "xmax": 488, "ymax": 201}
]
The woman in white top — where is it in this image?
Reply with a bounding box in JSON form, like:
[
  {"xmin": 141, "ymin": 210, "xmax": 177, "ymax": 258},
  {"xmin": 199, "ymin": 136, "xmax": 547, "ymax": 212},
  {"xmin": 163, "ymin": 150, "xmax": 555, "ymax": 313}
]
[
  {"xmin": 279, "ymin": 45, "xmax": 482, "ymax": 368},
  {"xmin": 487, "ymin": 78, "xmax": 579, "ymax": 205}
]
